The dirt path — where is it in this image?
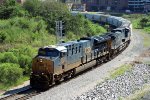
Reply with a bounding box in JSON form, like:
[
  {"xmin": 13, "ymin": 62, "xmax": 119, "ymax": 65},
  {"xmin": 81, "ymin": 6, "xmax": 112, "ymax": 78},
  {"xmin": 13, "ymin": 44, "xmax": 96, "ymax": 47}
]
[{"xmin": 30, "ymin": 29, "xmax": 145, "ymax": 100}]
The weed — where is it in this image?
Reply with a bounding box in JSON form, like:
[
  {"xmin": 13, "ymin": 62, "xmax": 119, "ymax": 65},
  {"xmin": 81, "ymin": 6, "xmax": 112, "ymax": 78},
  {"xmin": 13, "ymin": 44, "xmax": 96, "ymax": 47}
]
[{"xmin": 110, "ymin": 64, "xmax": 132, "ymax": 79}]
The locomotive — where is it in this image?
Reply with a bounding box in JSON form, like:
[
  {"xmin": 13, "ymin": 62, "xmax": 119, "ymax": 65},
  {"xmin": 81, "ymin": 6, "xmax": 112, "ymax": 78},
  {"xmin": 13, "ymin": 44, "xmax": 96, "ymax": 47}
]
[{"xmin": 30, "ymin": 12, "xmax": 132, "ymax": 89}]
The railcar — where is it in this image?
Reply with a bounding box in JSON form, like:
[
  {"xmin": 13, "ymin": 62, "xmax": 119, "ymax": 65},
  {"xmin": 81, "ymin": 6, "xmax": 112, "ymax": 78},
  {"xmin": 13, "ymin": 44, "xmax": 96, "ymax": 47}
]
[{"xmin": 30, "ymin": 12, "xmax": 132, "ymax": 89}]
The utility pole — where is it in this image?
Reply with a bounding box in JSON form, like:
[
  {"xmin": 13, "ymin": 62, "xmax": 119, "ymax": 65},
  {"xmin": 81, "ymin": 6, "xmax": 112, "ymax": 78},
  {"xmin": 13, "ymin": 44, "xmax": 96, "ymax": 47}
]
[{"xmin": 55, "ymin": 21, "xmax": 65, "ymax": 44}]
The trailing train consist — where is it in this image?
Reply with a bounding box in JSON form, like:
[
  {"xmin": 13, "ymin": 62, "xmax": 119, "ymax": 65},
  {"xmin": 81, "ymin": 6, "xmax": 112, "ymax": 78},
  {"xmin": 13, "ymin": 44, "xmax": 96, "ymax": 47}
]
[{"xmin": 30, "ymin": 12, "xmax": 132, "ymax": 89}]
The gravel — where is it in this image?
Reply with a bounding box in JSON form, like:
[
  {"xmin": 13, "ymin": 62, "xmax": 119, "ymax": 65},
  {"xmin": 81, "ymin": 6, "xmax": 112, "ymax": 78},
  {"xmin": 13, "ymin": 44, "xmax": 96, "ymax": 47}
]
[
  {"xmin": 30, "ymin": 29, "xmax": 144, "ymax": 100},
  {"xmin": 74, "ymin": 64, "xmax": 150, "ymax": 100}
]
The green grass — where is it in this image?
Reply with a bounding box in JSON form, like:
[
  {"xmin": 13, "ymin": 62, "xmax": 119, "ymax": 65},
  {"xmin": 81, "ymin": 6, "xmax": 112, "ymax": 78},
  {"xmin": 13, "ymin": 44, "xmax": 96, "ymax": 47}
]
[
  {"xmin": 110, "ymin": 64, "xmax": 132, "ymax": 79},
  {"xmin": 143, "ymin": 35, "xmax": 150, "ymax": 47},
  {"xmin": 0, "ymin": 76, "xmax": 29, "ymax": 91},
  {"xmin": 129, "ymin": 15, "xmax": 150, "ymax": 48},
  {"xmin": 137, "ymin": 30, "xmax": 150, "ymax": 48},
  {"xmin": 137, "ymin": 29, "xmax": 150, "ymax": 48},
  {"xmin": 131, "ymin": 19, "xmax": 141, "ymax": 29}
]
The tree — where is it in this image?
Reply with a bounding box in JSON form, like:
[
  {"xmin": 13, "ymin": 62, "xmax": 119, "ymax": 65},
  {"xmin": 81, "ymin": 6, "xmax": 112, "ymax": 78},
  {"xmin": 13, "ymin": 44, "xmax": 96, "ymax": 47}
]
[
  {"xmin": 23, "ymin": 0, "xmax": 41, "ymax": 16},
  {"xmin": 0, "ymin": 63, "xmax": 23, "ymax": 84},
  {"xmin": 24, "ymin": 0, "xmax": 70, "ymax": 33},
  {"xmin": 140, "ymin": 17, "xmax": 149, "ymax": 28},
  {"xmin": 0, "ymin": 0, "xmax": 27, "ymax": 19}
]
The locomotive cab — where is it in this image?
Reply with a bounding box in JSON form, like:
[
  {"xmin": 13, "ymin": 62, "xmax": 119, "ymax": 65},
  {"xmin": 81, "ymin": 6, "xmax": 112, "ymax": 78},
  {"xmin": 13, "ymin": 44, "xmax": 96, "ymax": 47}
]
[
  {"xmin": 38, "ymin": 48, "xmax": 60, "ymax": 58},
  {"xmin": 111, "ymin": 28, "xmax": 130, "ymax": 43},
  {"xmin": 30, "ymin": 45, "xmax": 67, "ymax": 89}
]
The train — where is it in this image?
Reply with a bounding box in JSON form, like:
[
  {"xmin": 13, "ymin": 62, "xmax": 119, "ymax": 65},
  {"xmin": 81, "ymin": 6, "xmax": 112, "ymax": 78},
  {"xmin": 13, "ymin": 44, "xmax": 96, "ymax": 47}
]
[{"xmin": 30, "ymin": 12, "xmax": 132, "ymax": 89}]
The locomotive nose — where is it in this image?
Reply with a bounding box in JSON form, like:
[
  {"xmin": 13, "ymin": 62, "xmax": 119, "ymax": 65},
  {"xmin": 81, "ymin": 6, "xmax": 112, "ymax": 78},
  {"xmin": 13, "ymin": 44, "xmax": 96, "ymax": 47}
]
[
  {"xmin": 30, "ymin": 57, "xmax": 54, "ymax": 89},
  {"xmin": 32, "ymin": 57, "xmax": 54, "ymax": 74}
]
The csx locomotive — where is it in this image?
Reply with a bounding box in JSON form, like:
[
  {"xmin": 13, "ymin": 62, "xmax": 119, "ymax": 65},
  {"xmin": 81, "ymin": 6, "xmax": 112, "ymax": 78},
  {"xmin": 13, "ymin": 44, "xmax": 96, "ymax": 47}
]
[{"xmin": 30, "ymin": 12, "xmax": 132, "ymax": 89}]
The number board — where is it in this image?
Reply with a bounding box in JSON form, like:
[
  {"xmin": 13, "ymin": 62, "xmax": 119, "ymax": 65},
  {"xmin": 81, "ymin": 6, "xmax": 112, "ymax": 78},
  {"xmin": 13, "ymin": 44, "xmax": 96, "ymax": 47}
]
[{"xmin": 85, "ymin": 47, "xmax": 91, "ymax": 54}]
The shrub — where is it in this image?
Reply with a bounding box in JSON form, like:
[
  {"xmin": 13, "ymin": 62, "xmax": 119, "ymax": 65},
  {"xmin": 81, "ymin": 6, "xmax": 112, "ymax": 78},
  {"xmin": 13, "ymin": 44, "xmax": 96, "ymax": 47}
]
[
  {"xmin": 0, "ymin": 0, "xmax": 27, "ymax": 19},
  {"xmin": 139, "ymin": 17, "xmax": 149, "ymax": 28},
  {"xmin": 0, "ymin": 17, "xmax": 49, "ymax": 44},
  {"xmin": 0, "ymin": 53, "xmax": 4, "ymax": 62},
  {"xmin": 23, "ymin": 0, "xmax": 41, "ymax": 16},
  {"xmin": 1, "ymin": 52, "xmax": 18, "ymax": 63},
  {"xmin": 0, "ymin": 63, "xmax": 23, "ymax": 84},
  {"xmin": 0, "ymin": 31, "xmax": 7, "ymax": 43},
  {"xmin": 24, "ymin": 0, "xmax": 70, "ymax": 33},
  {"xmin": 18, "ymin": 54, "xmax": 32, "ymax": 75},
  {"xmin": 66, "ymin": 31, "xmax": 76, "ymax": 40},
  {"xmin": 84, "ymin": 19, "xmax": 106, "ymax": 36},
  {"xmin": 9, "ymin": 45, "xmax": 36, "ymax": 58},
  {"xmin": 18, "ymin": 46, "xmax": 35, "ymax": 57}
]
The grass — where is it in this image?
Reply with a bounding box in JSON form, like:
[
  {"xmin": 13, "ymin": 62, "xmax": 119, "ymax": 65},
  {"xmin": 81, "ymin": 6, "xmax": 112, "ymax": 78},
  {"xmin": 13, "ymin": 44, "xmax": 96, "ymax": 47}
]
[
  {"xmin": 110, "ymin": 64, "xmax": 132, "ymax": 79},
  {"xmin": 135, "ymin": 29, "xmax": 150, "ymax": 48},
  {"xmin": 124, "ymin": 84, "xmax": 150, "ymax": 100},
  {"xmin": 129, "ymin": 16, "xmax": 150, "ymax": 48},
  {"xmin": 141, "ymin": 31, "xmax": 150, "ymax": 48},
  {"xmin": 0, "ymin": 76, "xmax": 29, "ymax": 91}
]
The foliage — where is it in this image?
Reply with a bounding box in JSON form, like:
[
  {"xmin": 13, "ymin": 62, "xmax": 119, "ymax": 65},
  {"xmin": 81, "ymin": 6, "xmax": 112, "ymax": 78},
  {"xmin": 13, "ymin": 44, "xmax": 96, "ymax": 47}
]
[
  {"xmin": 24, "ymin": 0, "xmax": 70, "ymax": 33},
  {"xmin": 0, "ymin": 76, "xmax": 29, "ymax": 90},
  {"xmin": 65, "ymin": 14, "xmax": 106, "ymax": 38},
  {"xmin": 139, "ymin": 17, "xmax": 149, "ymax": 28},
  {"xmin": 0, "ymin": 17, "xmax": 50, "ymax": 44},
  {"xmin": 0, "ymin": 0, "xmax": 28, "ymax": 19},
  {"xmin": 0, "ymin": 31, "xmax": 7, "ymax": 43},
  {"xmin": 0, "ymin": 52, "xmax": 18, "ymax": 63},
  {"xmin": 131, "ymin": 14, "xmax": 150, "ymax": 34},
  {"xmin": 0, "ymin": 63, "xmax": 23, "ymax": 84},
  {"xmin": 18, "ymin": 54, "xmax": 32, "ymax": 75},
  {"xmin": 132, "ymin": 18, "xmax": 141, "ymax": 29},
  {"xmin": 10, "ymin": 46, "xmax": 36, "ymax": 57},
  {"xmin": 23, "ymin": 0, "xmax": 41, "ymax": 16},
  {"xmin": 129, "ymin": 14, "xmax": 150, "ymax": 48},
  {"xmin": 0, "ymin": 46, "xmax": 36, "ymax": 75}
]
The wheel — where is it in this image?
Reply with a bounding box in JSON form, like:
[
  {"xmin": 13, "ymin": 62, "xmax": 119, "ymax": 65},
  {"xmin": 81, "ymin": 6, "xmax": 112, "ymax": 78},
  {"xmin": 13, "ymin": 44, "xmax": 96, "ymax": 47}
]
[
  {"xmin": 71, "ymin": 69, "xmax": 76, "ymax": 77},
  {"xmin": 55, "ymin": 80, "xmax": 61, "ymax": 85}
]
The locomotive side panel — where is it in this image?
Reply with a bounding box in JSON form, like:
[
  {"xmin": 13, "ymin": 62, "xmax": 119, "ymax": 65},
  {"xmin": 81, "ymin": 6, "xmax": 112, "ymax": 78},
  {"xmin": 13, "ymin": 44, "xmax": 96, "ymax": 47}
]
[{"xmin": 100, "ymin": 15, "xmax": 108, "ymax": 23}]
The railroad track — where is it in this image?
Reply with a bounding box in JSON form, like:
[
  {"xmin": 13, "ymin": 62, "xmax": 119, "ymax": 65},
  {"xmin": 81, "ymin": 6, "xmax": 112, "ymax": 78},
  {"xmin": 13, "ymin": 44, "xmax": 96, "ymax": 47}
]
[{"xmin": 0, "ymin": 86, "xmax": 41, "ymax": 100}]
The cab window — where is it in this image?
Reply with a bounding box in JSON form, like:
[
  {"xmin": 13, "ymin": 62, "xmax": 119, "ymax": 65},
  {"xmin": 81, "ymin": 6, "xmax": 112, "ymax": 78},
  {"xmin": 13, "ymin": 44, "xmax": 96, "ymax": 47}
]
[
  {"xmin": 38, "ymin": 48, "xmax": 59, "ymax": 57},
  {"xmin": 60, "ymin": 52, "xmax": 66, "ymax": 57}
]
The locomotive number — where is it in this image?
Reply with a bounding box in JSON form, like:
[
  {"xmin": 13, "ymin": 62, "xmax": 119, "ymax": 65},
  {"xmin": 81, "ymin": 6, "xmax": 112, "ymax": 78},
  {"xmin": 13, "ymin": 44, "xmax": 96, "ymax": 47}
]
[{"xmin": 85, "ymin": 47, "xmax": 91, "ymax": 54}]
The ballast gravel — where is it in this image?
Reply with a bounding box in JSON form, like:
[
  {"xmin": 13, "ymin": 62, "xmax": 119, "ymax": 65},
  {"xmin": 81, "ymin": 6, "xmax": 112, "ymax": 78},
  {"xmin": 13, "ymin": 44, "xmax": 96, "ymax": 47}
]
[{"xmin": 74, "ymin": 64, "xmax": 150, "ymax": 100}]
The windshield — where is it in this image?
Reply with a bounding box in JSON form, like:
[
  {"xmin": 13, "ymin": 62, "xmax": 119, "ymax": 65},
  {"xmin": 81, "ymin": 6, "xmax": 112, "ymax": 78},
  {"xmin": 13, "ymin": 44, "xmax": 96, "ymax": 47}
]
[
  {"xmin": 38, "ymin": 48, "xmax": 59, "ymax": 57},
  {"xmin": 111, "ymin": 30, "xmax": 122, "ymax": 33}
]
